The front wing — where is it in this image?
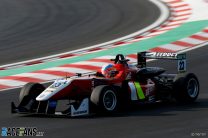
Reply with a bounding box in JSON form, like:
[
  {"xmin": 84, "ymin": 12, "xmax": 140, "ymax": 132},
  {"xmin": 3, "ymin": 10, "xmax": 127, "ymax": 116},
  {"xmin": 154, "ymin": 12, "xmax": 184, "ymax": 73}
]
[{"xmin": 11, "ymin": 98, "xmax": 90, "ymax": 117}]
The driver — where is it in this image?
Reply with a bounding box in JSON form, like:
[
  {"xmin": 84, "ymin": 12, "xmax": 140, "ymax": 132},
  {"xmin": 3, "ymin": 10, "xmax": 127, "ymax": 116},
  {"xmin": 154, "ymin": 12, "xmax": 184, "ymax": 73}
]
[
  {"xmin": 101, "ymin": 62, "xmax": 128, "ymax": 81},
  {"xmin": 97, "ymin": 54, "xmax": 134, "ymax": 83},
  {"xmin": 101, "ymin": 64, "xmax": 117, "ymax": 78}
]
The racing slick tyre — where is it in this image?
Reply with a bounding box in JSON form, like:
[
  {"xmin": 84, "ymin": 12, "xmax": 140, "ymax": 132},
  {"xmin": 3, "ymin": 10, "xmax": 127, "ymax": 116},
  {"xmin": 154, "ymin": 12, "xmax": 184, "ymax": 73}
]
[
  {"xmin": 19, "ymin": 83, "xmax": 45, "ymax": 112},
  {"xmin": 173, "ymin": 73, "xmax": 199, "ymax": 103},
  {"xmin": 90, "ymin": 85, "xmax": 119, "ymax": 113}
]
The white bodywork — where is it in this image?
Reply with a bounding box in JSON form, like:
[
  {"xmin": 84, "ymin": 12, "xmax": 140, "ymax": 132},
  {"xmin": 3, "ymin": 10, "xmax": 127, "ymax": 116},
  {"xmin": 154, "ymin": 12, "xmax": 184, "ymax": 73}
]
[{"xmin": 36, "ymin": 78, "xmax": 73, "ymax": 101}]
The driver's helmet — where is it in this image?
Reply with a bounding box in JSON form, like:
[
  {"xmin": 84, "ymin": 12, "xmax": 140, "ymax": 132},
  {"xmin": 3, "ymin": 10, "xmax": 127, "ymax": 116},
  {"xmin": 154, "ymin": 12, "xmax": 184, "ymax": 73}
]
[{"xmin": 101, "ymin": 64, "xmax": 117, "ymax": 78}]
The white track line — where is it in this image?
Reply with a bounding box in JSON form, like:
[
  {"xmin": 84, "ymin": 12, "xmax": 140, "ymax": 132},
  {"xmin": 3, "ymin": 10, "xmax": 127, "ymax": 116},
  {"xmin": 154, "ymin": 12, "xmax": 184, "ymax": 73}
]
[
  {"xmin": 181, "ymin": 37, "xmax": 204, "ymax": 44},
  {"xmin": 0, "ymin": 80, "xmax": 26, "ymax": 87},
  {"xmin": 72, "ymin": 61, "xmax": 106, "ymax": 67},
  {"xmin": 14, "ymin": 73, "xmax": 62, "ymax": 80},
  {"xmin": 196, "ymin": 32, "xmax": 208, "ymax": 38},
  {"xmin": 159, "ymin": 44, "xmax": 188, "ymax": 51},
  {"xmin": 44, "ymin": 67, "xmax": 93, "ymax": 73}
]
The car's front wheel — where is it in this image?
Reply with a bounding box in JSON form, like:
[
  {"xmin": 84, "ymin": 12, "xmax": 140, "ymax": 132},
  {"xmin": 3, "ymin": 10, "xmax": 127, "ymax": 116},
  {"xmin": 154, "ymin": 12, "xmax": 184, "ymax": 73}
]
[
  {"xmin": 90, "ymin": 85, "xmax": 119, "ymax": 113},
  {"xmin": 19, "ymin": 83, "xmax": 45, "ymax": 112}
]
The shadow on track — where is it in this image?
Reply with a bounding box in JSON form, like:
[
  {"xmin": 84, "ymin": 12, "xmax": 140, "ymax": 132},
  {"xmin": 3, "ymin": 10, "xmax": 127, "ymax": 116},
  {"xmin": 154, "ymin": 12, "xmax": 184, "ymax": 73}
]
[{"xmin": 16, "ymin": 99, "xmax": 208, "ymax": 119}]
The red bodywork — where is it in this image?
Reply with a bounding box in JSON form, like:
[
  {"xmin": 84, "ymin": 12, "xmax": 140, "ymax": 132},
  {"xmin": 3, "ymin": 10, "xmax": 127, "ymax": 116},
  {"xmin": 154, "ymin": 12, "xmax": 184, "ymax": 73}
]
[{"xmin": 50, "ymin": 63, "xmax": 156, "ymax": 101}]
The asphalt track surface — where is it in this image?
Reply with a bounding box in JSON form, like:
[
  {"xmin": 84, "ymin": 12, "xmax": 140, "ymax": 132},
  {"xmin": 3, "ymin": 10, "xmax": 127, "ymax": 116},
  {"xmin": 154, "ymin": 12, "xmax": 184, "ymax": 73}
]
[
  {"xmin": 0, "ymin": 45, "xmax": 208, "ymax": 138},
  {"xmin": 0, "ymin": 0, "xmax": 160, "ymax": 65}
]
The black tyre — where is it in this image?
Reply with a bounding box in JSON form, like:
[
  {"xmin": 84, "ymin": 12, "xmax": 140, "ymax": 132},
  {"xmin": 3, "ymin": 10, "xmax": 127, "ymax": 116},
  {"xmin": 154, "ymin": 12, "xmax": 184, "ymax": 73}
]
[
  {"xmin": 19, "ymin": 83, "xmax": 45, "ymax": 111},
  {"xmin": 173, "ymin": 73, "xmax": 199, "ymax": 103},
  {"xmin": 90, "ymin": 85, "xmax": 119, "ymax": 113}
]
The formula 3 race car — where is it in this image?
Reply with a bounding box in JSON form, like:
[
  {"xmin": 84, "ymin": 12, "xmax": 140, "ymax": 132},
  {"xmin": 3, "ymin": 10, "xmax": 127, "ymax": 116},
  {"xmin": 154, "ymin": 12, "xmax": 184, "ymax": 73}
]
[{"xmin": 11, "ymin": 52, "xmax": 200, "ymax": 117}]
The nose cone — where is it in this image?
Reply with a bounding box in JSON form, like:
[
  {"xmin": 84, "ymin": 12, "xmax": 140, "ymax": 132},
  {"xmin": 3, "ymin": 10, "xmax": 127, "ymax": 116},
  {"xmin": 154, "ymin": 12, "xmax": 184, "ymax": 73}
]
[
  {"xmin": 36, "ymin": 89, "xmax": 55, "ymax": 101},
  {"xmin": 36, "ymin": 78, "xmax": 73, "ymax": 101}
]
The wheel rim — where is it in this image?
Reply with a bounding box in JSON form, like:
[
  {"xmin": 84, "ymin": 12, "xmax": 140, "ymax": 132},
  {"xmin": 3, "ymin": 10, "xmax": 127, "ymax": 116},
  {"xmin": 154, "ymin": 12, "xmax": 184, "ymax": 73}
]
[
  {"xmin": 187, "ymin": 78, "xmax": 199, "ymax": 98},
  {"xmin": 103, "ymin": 90, "xmax": 117, "ymax": 111}
]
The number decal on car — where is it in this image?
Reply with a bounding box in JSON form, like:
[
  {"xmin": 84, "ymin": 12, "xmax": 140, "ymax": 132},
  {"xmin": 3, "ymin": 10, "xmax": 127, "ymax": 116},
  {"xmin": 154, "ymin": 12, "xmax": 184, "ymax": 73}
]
[{"xmin": 178, "ymin": 59, "xmax": 186, "ymax": 72}]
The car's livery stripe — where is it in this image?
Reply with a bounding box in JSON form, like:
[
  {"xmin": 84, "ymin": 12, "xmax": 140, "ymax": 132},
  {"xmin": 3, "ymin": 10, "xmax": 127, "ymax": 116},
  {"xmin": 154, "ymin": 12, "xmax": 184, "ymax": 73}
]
[
  {"xmin": 134, "ymin": 82, "xmax": 145, "ymax": 100},
  {"xmin": 128, "ymin": 82, "xmax": 138, "ymax": 101}
]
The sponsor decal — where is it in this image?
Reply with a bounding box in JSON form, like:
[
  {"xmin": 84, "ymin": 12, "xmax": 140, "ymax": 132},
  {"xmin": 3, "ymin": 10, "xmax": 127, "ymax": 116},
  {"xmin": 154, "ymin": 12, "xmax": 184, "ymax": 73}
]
[
  {"xmin": 177, "ymin": 53, "xmax": 186, "ymax": 72},
  {"xmin": 146, "ymin": 52, "xmax": 178, "ymax": 58},
  {"xmin": 72, "ymin": 110, "xmax": 88, "ymax": 115},
  {"xmin": 1, "ymin": 127, "xmax": 44, "ymax": 137},
  {"xmin": 71, "ymin": 98, "xmax": 89, "ymax": 116},
  {"xmin": 178, "ymin": 59, "xmax": 186, "ymax": 72},
  {"xmin": 126, "ymin": 72, "xmax": 132, "ymax": 80}
]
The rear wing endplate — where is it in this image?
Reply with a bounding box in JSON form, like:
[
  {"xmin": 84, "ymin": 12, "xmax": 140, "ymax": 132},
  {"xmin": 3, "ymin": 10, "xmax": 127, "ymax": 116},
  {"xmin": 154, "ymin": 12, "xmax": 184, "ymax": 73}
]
[{"xmin": 137, "ymin": 52, "xmax": 186, "ymax": 73}]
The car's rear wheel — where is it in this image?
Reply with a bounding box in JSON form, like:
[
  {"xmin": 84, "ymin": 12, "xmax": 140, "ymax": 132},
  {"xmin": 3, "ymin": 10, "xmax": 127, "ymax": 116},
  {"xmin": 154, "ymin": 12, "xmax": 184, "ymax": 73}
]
[
  {"xmin": 173, "ymin": 73, "xmax": 199, "ymax": 103},
  {"xmin": 90, "ymin": 85, "xmax": 119, "ymax": 113},
  {"xmin": 19, "ymin": 83, "xmax": 45, "ymax": 112}
]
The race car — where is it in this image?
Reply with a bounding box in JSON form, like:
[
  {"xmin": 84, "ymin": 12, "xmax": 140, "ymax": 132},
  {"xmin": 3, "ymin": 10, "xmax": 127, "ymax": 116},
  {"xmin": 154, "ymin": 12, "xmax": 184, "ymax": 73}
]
[{"xmin": 11, "ymin": 52, "xmax": 200, "ymax": 117}]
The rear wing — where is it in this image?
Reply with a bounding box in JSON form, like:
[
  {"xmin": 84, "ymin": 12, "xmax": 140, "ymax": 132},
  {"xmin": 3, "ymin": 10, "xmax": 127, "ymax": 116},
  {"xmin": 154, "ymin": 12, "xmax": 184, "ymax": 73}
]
[{"xmin": 137, "ymin": 52, "xmax": 186, "ymax": 73}]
